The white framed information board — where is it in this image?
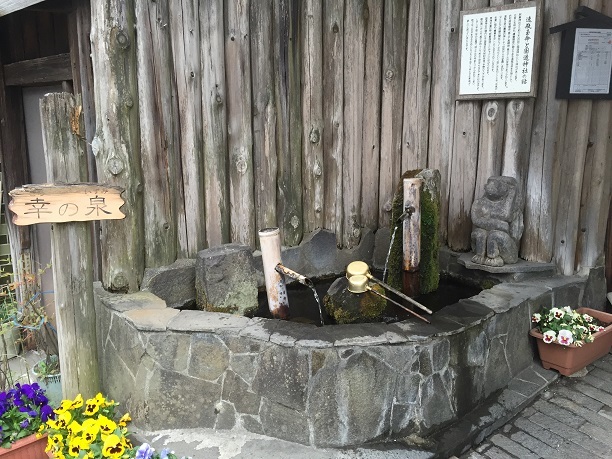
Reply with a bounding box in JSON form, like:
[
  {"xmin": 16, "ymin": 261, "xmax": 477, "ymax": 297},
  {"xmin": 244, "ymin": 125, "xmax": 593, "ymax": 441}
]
[{"xmin": 457, "ymin": 1, "xmax": 541, "ymax": 100}]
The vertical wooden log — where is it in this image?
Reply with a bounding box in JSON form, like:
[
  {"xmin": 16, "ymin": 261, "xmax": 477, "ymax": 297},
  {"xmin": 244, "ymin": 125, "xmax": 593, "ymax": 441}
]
[
  {"xmin": 90, "ymin": 0, "xmax": 143, "ymax": 292},
  {"xmin": 553, "ymin": 0, "xmax": 598, "ymax": 275},
  {"xmin": 322, "ymin": 0, "xmax": 344, "ymax": 244},
  {"xmin": 446, "ymin": 0, "xmax": 488, "ymax": 251},
  {"xmin": 474, "ymin": 100, "xmax": 504, "ymax": 197},
  {"xmin": 202, "ymin": 0, "xmax": 230, "ymax": 246},
  {"xmin": 401, "ymin": 0, "xmax": 434, "ymax": 171},
  {"xmin": 251, "ymin": 0, "xmax": 277, "ymax": 236},
  {"xmin": 342, "ymin": 0, "xmax": 367, "ymax": 248},
  {"xmin": 274, "ymin": 0, "xmax": 303, "ymax": 246},
  {"xmin": 74, "ymin": 0, "xmax": 102, "ymax": 280},
  {"xmin": 501, "ymin": 97, "xmax": 535, "ymax": 205},
  {"xmin": 378, "ymin": 0, "xmax": 408, "ymax": 228},
  {"xmin": 428, "ymin": 0, "xmax": 460, "ymax": 241},
  {"xmin": 521, "ymin": 0, "xmax": 572, "ymax": 262},
  {"xmin": 170, "ymin": 0, "xmax": 205, "ymax": 256},
  {"xmin": 225, "ymin": 0, "xmax": 255, "ymax": 247},
  {"xmin": 360, "ymin": 0, "xmax": 383, "ymax": 230},
  {"xmin": 40, "ymin": 93, "xmax": 100, "ymax": 400},
  {"xmin": 136, "ymin": 0, "xmax": 178, "ymax": 267},
  {"xmin": 302, "ymin": 0, "xmax": 324, "ymax": 233},
  {"xmin": 576, "ymin": 90, "xmax": 612, "ymax": 270}
]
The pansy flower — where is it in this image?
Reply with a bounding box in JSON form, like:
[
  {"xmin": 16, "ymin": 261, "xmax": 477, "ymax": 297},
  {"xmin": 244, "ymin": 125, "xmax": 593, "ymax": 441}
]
[
  {"xmin": 542, "ymin": 330, "xmax": 556, "ymax": 343},
  {"xmin": 557, "ymin": 329, "xmax": 574, "ymax": 346}
]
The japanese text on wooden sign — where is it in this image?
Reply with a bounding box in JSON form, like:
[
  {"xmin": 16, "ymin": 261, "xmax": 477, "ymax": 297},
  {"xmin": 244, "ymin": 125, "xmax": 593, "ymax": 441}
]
[
  {"xmin": 457, "ymin": 1, "xmax": 540, "ymax": 99},
  {"xmin": 9, "ymin": 184, "xmax": 125, "ymax": 226}
]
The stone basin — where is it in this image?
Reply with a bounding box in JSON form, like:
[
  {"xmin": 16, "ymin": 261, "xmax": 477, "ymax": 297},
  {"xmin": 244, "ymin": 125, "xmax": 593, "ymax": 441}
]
[{"xmin": 94, "ymin": 238, "xmax": 605, "ymax": 449}]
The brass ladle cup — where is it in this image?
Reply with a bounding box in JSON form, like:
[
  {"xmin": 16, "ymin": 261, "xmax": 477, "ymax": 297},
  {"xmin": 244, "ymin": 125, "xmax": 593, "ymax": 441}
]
[
  {"xmin": 346, "ymin": 261, "xmax": 433, "ymax": 315},
  {"xmin": 347, "ymin": 275, "xmax": 430, "ymax": 324}
]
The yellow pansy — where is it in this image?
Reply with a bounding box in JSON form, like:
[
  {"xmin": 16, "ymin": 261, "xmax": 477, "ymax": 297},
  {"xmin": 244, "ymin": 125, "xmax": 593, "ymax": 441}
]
[
  {"xmin": 102, "ymin": 434, "xmax": 125, "ymax": 458},
  {"xmin": 56, "ymin": 411, "xmax": 72, "ymax": 429},
  {"xmin": 55, "ymin": 399, "xmax": 73, "ymax": 414},
  {"xmin": 84, "ymin": 395, "xmax": 102, "ymax": 416},
  {"xmin": 118, "ymin": 412, "xmax": 131, "ymax": 427},
  {"xmin": 71, "ymin": 393, "xmax": 84, "ymax": 409},
  {"xmin": 67, "ymin": 420, "xmax": 82, "ymax": 436},
  {"xmin": 97, "ymin": 415, "xmax": 117, "ymax": 437}
]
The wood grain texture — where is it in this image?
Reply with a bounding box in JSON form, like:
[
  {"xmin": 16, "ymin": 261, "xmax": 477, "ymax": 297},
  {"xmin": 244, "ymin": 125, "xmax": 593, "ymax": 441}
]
[
  {"xmin": 3, "ymin": 53, "xmax": 72, "ymax": 86},
  {"xmin": 360, "ymin": 0, "xmax": 383, "ymax": 230},
  {"xmin": 225, "ymin": 0, "xmax": 255, "ymax": 247},
  {"xmin": 90, "ymin": 0, "xmax": 144, "ymax": 292},
  {"xmin": 301, "ymin": 0, "xmax": 324, "ymax": 233},
  {"xmin": 202, "ymin": 0, "xmax": 230, "ymax": 246},
  {"xmin": 378, "ymin": 0, "xmax": 408, "ymax": 228},
  {"xmin": 274, "ymin": 0, "xmax": 303, "ymax": 246},
  {"xmin": 446, "ymin": 0, "xmax": 488, "ymax": 251},
  {"xmin": 342, "ymin": 0, "xmax": 366, "ymax": 248},
  {"xmin": 322, "ymin": 0, "xmax": 344, "ymax": 244},
  {"xmin": 521, "ymin": 0, "xmax": 572, "ymax": 262},
  {"xmin": 401, "ymin": 0, "xmax": 434, "ymax": 171},
  {"xmin": 39, "ymin": 92, "xmax": 100, "ymax": 400},
  {"xmin": 170, "ymin": 0, "xmax": 205, "ymax": 256},
  {"xmin": 475, "ymin": 100, "xmax": 504, "ymax": 198},
  {"xmin": 427, "ymin": 0, "xmax": 460, "ymax": 240},
  {"xmin": 136, "ymin": 0, "xmax": 178, "ymax": 267}
]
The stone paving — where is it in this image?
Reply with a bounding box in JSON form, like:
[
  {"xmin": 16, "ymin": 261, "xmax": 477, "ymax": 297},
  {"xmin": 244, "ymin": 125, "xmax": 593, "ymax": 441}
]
[{"xmin": 461, "ymin": 350, "xmax": 612, "ymax": 459}]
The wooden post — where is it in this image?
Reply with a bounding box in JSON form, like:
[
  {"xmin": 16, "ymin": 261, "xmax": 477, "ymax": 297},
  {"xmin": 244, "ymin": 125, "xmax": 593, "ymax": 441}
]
[
  {"xmin": 202, "ymin": 0, "xmax": 230, "ymax": 247},
  {"xmin": 90, "ymin": 0, "xmax": 144, "ymax": 292},
  {"xmin": 250, "ymin": 0, "xmax": 277, "ymax": 238},
  {"xmin": 136, "ymin": 0, "xmax": 179, "ymax": 268},
  {"xmin": 322, "ymin": 0, "xmax": 344, "ymax": 244},
  {"xmin": 402, "ymin": 178, "xmax": 422, "ymax": 297},
  {"xmin": 226, "ymin": 0, "xmax": 255, "ymax": 247},
  {"xmin": 301, "ymin": 0, "xmax": 324, "ymax": 233},
  {"xmin": 475, "ymin": 100, "xmax": 504, "ymax": 197},
  {"xmin": 378, "ymin": 0, "xmax": 408, "ymax": 228},
  {"xmin": 427, "ymin": 0, "xmax": 460, "ymax": 240},
  {"xmin": 40, "ymin": 92, "xmax": 100, "ymax": 400},
  {"xmin": 274, "ymin": 0, "xmax": 303, "ymax": 247},
  {"xmin": 360, "ymin": 0, "xmax": 383, "ymax": 230}
]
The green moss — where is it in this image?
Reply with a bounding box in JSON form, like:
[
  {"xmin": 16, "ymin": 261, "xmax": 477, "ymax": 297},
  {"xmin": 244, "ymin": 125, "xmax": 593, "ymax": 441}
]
[
  {"xmin": 480, "ymin": 279, "xmax": 498, "ymax": 290},
  {"xmin": 323, "ymin": 282, "xmax": 386, "ymax": 324},
  {"xmin": 386, "ymin": 170, "xmax": 440, "ymax": 295}
]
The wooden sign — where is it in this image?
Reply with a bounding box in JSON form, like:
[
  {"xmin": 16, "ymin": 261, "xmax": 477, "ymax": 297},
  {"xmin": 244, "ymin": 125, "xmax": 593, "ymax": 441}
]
[
  {"xmin": 9, "ymin": 183, "xmax": 125, "ymax": 226},
  {"xmin": 457, "ymin": 1, "xmax": 542, "ymax": 100}
]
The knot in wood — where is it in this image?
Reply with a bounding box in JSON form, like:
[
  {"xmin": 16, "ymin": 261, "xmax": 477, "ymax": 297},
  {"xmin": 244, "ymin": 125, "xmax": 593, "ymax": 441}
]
[
  {"xmin": 107, "ymin": 157, "xmax": 125, "ymax": 176},
  {"xmin": 290, "ymin": 215, "xmax": 300, "ymax": 229},
  {"xmin": 313, "ymin": 160, "xmax": 322, "ymax": 177},
  {"xmin": 385, "ymin": 69, "xmax": 394, "ymax": 81},
  {"xmin": 235, "ymin": 154, "xmax": 248, "ymax": 174},
  {"xmin": 309, "ymin": 127, "xmax": 320, "ymax": 144},
  {"xmin": 116, "ymin": 31, "xmax": 130, "ymax": 49},
  {"xmin": 486, "ymin": 102, "xmax": 498, "ymax": 120},
  {"xmin": 352, "ymin": 226, "xmax": 361, "ymax": 238},
  {"xmin": 124, "ymin": 95, "xmax": 134, "ymax": 108},
  {"xmin": 332, "ymin": 23, "xmax": 339, "ymax": 33}
]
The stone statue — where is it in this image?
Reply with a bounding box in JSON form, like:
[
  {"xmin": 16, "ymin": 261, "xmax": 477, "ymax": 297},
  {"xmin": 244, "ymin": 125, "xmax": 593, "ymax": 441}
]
[{"xmin": 470, "ymin": 176, "xmax": 524, "ymax": 267}]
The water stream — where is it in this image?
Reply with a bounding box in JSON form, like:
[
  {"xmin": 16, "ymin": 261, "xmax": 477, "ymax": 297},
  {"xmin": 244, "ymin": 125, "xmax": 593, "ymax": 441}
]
[
  {"xmin": 383, "ymin": 225, "xmax": 399, "ymax": 282},
  {"xmin": 308, "ymin": 286, "xmax": 325, "ymax": 326}
]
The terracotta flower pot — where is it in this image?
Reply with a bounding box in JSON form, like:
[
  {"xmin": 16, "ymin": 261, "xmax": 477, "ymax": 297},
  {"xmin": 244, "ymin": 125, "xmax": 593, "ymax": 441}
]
[
  {"xmin": 530, "ymin": 308, "xmax": 612, "ymax": 376},
  {"xmin": 0, "ymin": 434, "xmax": 48, "ymax": 459}
]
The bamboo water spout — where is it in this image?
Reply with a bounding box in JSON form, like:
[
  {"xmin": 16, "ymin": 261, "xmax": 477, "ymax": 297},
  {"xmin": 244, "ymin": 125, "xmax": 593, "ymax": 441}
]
[
  {"xmin": 258, "ymin": 228, "xmax": 290, "ymax": 319},
  {"xmin": 345, "ymin": 261, "xmax": 432, "ymax": 315}
]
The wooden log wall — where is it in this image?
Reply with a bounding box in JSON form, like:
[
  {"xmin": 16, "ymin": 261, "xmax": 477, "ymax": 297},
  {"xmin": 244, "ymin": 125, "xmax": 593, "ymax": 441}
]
[{"xmin": 88, "ymin": 0, "xmax": 612, "ymax": 289}]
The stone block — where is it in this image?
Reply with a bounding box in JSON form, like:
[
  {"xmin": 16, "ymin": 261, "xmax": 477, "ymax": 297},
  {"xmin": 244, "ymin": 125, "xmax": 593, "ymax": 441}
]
[
  {"xmin": 229, "ymin": 353, "xmax": 259, "ymax": 385},
  {"xmin": 372, "ymin": 227, "xmax": 391, "ymax": 271},
  {"xmin": 421, "ymin": 372, "xmax": 456, "ymax": 429},
  {"xmin": 581, "ymin": 266, "xmax": 607, "ymax": 310},
  {"xmin": 146, "ymin": 332, "xmax": 191, "ymax": 372},
  {"xmin": 145, "ymin": 368, "xmax": 221, "ymax": 429},
  {"xmin": 123, "ymin": 308, "xmax": 180, "ymax": 331},
  {"xmin": 214, "ymin": 400, "xmax": 236, "ymax": 430},
  {"xmin": 241, "ymin": 414, "xmax": 264, "ymax": 435},
  {"xmin": 222, "ymin": 370, "xmax": 261, "ymax": 415},
  {"xmin": 188, "ymin": 333, "xmax": 230, "ymax": 381},
  {"xmin": 98, "ymin": 290, "xmax": 167, "ymax": 313},
  {"xmin": 141, "ymin": 259, "xmax": 196, "ymax": 309},
  {"xmin": 252, "ymin": 346, "xmax": 309, "ymax": 411},
  {"xmin": 107, "ymin": 313, "xmax": 146, "ymax": 374},
  {"xmin": 260, "ymin": 398, "xmax": 310, "ymax": 445},
  {"xmin": 483, "ymin": 335, "xmax": 512, "ymax": 398},
  {"xmin": 308, "ymin": 350, "xmax": 395, "ymax": 447},
  {"xmin": 195, "ymin": 244, "xmax": 258, "ymax": 315},
  {"xmin": 168, "ymin": 310, "xmax": 250, "ymax": 332}
]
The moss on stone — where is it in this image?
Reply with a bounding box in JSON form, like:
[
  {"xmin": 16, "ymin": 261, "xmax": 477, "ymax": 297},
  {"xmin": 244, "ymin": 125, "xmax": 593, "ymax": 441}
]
[
  {"xmin": 323, "ymin": 278, "xmax": 386, "ymax": 324},
  {"xmin": 386, "ymin": 169, "xmax": 440, "ymax": 295}
]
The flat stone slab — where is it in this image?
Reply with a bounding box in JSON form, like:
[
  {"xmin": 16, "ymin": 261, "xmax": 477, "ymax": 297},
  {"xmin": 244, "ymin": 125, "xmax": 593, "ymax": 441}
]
[
  {"xmin": 124, "ymin": 308, "xmax": 180, "ymax": 331},
  {"xmin": 458, "ymin": 253, "xmax": 555, "ymax": 273}
]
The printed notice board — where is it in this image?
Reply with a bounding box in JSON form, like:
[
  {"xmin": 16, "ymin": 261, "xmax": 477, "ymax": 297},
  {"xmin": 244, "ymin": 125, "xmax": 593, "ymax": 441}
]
[{"xmin": 457, "ymin": 1, "xmax": 541, "ymax": 100}]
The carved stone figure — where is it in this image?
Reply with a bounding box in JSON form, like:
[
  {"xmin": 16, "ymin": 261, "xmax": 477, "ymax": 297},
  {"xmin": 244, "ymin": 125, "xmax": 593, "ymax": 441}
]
[{"xmin": 470, "ymin": 176, "xmax": 524, "ymax": 267}]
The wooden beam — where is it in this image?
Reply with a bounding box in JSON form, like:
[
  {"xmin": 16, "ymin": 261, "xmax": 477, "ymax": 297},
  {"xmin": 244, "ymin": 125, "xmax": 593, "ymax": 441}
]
[
  {"xmin": 3, "ymin": 54, "xmax": 72, "ymax": 86},
  {"xmin": 0, "ymin": 0, "xmax": 44, "ymax": 17}
]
